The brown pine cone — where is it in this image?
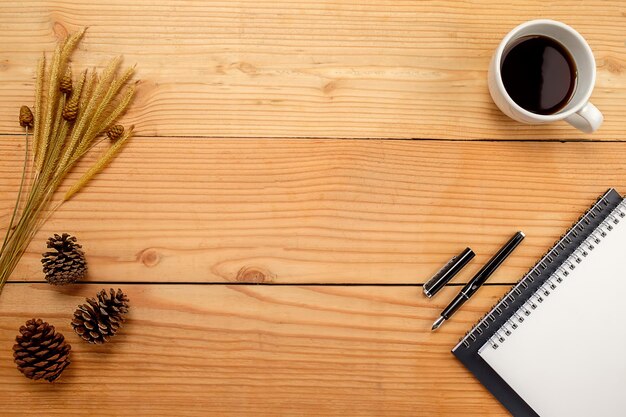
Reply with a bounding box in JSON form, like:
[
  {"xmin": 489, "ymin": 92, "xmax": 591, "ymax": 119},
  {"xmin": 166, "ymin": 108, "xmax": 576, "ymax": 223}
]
[
  {"xmin": 72, "ymin": 288, "xmax": 130, "ymax": 344},
  {"xmin": 106, "ymin": 124, "xmax": 124, "ymax": 141},
  {"xmin": 19, "ymin": 105, "xmax": 34, "ymax": 128},
  {"xmin": 41, "ymin": 233, "xmax": 87, "ymax": 285},
  {"xmin": 60, "ymin": 75, "xmax": 73, "ymax": 94},
  {"xmin": 62, "ymin": 97, "xmax": 79, "ymax": 122},
  {"xmin": 13, "ymin": 318, "xmax": 71, "ymax": 382}
]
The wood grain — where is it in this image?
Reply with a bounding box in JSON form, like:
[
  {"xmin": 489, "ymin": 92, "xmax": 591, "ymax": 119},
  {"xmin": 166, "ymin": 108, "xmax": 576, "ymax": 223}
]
[
  {"xmin": 0, "ymin": 1, "xmax": 625, "ymax": 139},
  {"xmin": 0, "ymin": 283, "xmax": 510, "ymax": 416},
  {"xmin": 1, "ymin": 2, "xmax": 624, "ymax": 416},
  {"xmin": 1, "ymin": 136, "xmax": 625, "ymax": 284}
]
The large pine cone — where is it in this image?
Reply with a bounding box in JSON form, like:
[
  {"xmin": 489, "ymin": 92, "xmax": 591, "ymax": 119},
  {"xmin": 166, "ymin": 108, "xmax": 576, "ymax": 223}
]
[
  {"xmin": 41, "ymin": 233, "xmax": 87, "ymax": 285},
  {"xmin": 72, "ymin": 288, "xmax": 130, "ymax": 344},
  {"xmin": 13, "ymin": 319, "xmax": 71, "ymax": 382}
]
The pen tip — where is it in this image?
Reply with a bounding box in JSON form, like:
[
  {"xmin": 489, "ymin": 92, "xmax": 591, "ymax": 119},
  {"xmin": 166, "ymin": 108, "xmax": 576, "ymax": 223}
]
[{"xmin": 431, "ymin": 316, "xmax": 445, "ymax": 331}]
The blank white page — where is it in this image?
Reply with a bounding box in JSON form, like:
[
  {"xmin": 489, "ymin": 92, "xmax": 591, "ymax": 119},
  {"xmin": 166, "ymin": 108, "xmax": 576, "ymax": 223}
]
[{"xmin": 480, "ymin": 202, "xmax": 626, "ymax": 417}]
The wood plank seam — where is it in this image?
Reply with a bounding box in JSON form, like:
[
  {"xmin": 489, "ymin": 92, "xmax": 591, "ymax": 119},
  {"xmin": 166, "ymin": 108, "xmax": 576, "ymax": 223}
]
[{"xmin": 1, "ymin": 132, "xmax": 625, "ymax": 143}]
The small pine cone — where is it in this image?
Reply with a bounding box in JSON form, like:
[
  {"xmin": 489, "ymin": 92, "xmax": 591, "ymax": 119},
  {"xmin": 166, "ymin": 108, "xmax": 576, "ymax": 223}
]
[
  {"xmin": 41, "ymin": 233, "xmax": 87, "ymax": 285},
  {"xmin": 60, "ymin": 75, "xmax": 73, "ymax": 94},
  {"xmin": 62, "ymin": 97, "xmax": 79, "ymax": 122},
  {"xmin": 19, "ymin": 105, "xmax": 34, "ymax": 128},
  {"xmin": 72, "ymin": 288, "xmax": 130, "ymax": 344},
  {"xmin": 13, "ymin": 318, "xmax": 71, "ymax": 382},
  {"xmin": 106, "ymin": 124, "xmax": 124, "ymax": 141}
]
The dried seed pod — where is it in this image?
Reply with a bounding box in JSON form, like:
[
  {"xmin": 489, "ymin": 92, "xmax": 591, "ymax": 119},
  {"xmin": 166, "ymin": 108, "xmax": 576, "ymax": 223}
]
[
  {"xmin": 106, "ymin": 124, "xmax": 124, "ymax": 141},
  {"xmin": 60, "ymin": 75, "xmax": 73, "ymax": 94},
  {"xmin": 72, "ymin": 288, "xmax": 130, "ymax": 344},
  {"xmin": 13, "ymin": 318, "xmax": 71, "ymax": 382},
  {"xmin": 19, "ymin": 106, "xmax": 34, "ymax": 128},
  {"xmin": 62, "ymin": 96, "xmax": 79, "ymax": 122}
]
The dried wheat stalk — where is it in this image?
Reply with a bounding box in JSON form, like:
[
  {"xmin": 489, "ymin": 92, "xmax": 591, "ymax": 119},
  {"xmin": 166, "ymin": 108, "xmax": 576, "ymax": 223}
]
[{"xmin": 0, "ymin": 28, "xmax": 138, "ymax": 293}]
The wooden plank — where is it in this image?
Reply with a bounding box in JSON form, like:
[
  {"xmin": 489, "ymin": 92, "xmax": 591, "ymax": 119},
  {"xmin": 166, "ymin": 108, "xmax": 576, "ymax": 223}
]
[
  {"xmin": 1, "ymin": 136, "xmax": 625, "ymax": 284},
  {"xmin": 0, "ymin": 283, "xmax": 510, "ymax": 416},
  {"xmin": 0, "ymin": 1, "xmax": 625, "ymax": 139}
]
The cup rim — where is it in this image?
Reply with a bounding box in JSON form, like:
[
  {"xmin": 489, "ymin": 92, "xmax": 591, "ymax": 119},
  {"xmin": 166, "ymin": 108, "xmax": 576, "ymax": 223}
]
[{"xmin": 493, "ymin": 19, "xmax": 596, "ymax": 121}]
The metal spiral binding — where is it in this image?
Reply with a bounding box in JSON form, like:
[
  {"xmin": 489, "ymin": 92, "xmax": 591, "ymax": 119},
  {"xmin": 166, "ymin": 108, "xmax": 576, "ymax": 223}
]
[
  {"xmin": 459, "ymin": 192, "xmax": 618, "ymax": 349},
  {"xmin": 484, "ymin": 200, "xmax": 626, "ymax": 350}
]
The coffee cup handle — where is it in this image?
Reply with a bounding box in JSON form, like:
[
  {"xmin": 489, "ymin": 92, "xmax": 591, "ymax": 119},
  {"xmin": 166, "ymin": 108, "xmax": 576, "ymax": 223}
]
[{"xmin": 564, "ymin": 102, "xmax": 603, "ymax": 133}]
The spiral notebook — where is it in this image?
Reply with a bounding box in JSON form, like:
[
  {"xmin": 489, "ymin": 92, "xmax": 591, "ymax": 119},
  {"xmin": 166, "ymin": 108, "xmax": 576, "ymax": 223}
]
[{"xmin": 453, "ymin": 188, "xmax": 626, "ymax": 417}]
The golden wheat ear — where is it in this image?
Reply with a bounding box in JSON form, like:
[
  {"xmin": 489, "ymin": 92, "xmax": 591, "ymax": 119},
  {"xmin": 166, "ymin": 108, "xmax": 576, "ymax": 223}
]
[{"xmin": 64, "ymin": 125, "xmax": 134, "ymax": 201}]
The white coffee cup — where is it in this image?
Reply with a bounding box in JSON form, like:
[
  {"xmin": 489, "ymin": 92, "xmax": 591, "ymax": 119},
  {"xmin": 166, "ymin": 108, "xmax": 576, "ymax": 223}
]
[{"xmin": 488, "ymin": 19, "xmax": 603, "ymax": 133}]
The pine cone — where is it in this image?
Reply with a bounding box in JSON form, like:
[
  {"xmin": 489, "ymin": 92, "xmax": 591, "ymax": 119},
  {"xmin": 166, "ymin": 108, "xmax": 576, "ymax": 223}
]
[
  {"xmin": 72, "ymin": 288, "xmax": 130, "ymax": 344},
  {"xmin": 106, "ymin": 124, "xmax": 124, "ymax": 141},
  {"xmin": 41, "ymin": 233, "xmax": 87, "ymax": 285},
  {"xmin": 60, "ymin": 75, "xmax": 73, "ymax": 94},
  {"xmin": 62, "ymin": 97, "xmax": 79, "ymax": 122},
  {"xmin": 13, "ymin": 318, "xmax": 71, "ymax": 382},
  {"xmin": 19, "ymin": 105, "xmax": 34, "ymax": 128}
]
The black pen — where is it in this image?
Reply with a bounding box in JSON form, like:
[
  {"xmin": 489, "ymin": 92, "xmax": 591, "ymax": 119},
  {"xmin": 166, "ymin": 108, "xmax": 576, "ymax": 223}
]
[{"xmin": 431, "ymin": 231, "xmax": 525, "ymax": 331}]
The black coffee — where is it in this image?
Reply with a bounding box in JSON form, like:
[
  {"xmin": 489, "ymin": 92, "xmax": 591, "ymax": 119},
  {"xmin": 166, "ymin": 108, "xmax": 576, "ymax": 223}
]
[{"xmin": 501, "ymin": 35, "xmax": 577, "ymax": 115}]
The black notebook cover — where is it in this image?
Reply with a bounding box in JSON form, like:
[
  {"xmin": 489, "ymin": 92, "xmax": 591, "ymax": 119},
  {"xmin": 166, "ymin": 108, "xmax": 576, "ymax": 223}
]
[{"xmin": 452, "ymin": 188, "xmax": 623, "ymax": 417}]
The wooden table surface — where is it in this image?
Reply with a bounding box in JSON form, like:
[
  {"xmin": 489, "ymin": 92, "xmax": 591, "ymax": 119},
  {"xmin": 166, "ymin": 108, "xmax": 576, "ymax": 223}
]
[{"xmin": 1, "ymin": 1, "xmax": 625, "ymax": 416}]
